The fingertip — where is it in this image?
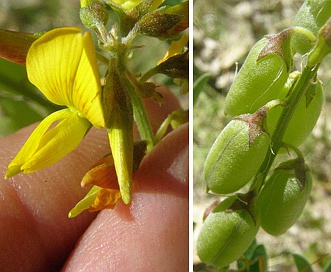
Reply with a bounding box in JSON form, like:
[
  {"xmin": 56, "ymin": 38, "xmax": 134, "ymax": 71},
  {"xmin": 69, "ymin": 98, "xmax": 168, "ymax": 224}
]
[
  {"xmin": 143, "ymin": 85, "xmax": 182, "ymax": 133},
  {"xmin": 62, "ymin": 123, "xmax": 189, "ymax": 271},
  {"xmin": 134, "ymin": 123, "xmax": 189, "ymax": 197}
]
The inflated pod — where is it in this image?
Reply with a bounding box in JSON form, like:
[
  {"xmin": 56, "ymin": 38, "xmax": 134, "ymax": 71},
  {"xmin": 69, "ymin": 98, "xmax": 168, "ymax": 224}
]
[
  {"xmin": 197, "ymin": 196, "xmax": 260, "ymax": 268},
  {"xmin": 292, "ymin": 0, "xmax": 331, "ymax": 54},
  {"xmin": 225, "ymin": 35, "xmax": 290, "ymax": 117},
  {"xmin": 267, "ymin": 78, "xmax": 324, "ymax": 148},
  {"xmin": 257, "ymin": 163, "xmax": 312, "ymax": 236},
  {"xmin": 204, "ymin": 114, "xmax": 270, "ymax": 194}
]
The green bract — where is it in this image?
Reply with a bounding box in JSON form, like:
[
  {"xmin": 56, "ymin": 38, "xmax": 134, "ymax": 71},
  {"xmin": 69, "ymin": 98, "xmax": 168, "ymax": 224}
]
[
  {"xmin": 204, "ymin": 115, "xmax": 270, "ymax": 194},
  {"xmin": 267, "ymin": 78, "xmax": 324, "ymax": 148},
  {"xmin": 225, "ymin": 36, "xmax": 289, "ymax": 117},
  {"xmin": 292, "ymin": 0, "xmax": 331, "ymax": 54},
  {"xmin": 197, "ymin": 196, "xmax": 260, "ymax": 268},
  {"xmin": 257, "ymin": 164, "xmax": 312, "ymax": 236}
]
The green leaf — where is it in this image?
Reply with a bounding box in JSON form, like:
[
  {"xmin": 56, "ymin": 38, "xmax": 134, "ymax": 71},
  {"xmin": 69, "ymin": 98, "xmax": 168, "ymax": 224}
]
[
  {"xmin": 324, "ymin": 261, "xmax": 331, "ymax": 272},
  {"xmin": 237, "ymin": 240, "xmax": 268, "ymax": 272},
  {"xmin": 237, "ymin": 239, "xmax": 258, "ymax": 269},
  {"xmin": 193, "ymin": 73, "xmax": 210, "ymax": 105},
  {"xmin": 0, "ymin": 98, "xmax": 44, "ymax": 137},
  {"xmin": 248, "ymin": 244, "xmax": 268, "ymax": 272},
  {"xmin": 292, "ymin": 253, "xmax": 314, "ymax": 272}
]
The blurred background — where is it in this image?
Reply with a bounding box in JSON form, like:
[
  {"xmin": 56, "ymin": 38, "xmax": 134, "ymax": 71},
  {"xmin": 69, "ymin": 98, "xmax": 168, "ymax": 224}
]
[
  {"xmin": 194, "ymin": 0, "xmax": 331, "ymax": 271},
  {"xmin": 0, "ymin": 0, "xmax": 187, "ymax": 137}
]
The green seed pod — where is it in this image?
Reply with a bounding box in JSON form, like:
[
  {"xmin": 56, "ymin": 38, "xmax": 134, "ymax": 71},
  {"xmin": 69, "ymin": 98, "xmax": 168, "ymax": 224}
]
[
  {"xmin": 225, "ymin": 31, "xmax": 291, "ymax": 117},
  {"xmin": 197, "ymin": 196, "xmax": 260, "ymax": 268},
  {"xmin": 267, "ymin": 78, "xmax": 324, "ymax": 148},
  {"xmin": 204, "ymin": 112, "xmax": 270, "ymax": 194},
  {"xmin": 292, "ymin": 0, "xmax": 331, "ymax": 54},
  {"xmin": 257, "ymin": 161, "xmax": 312, "ymax": 236}
]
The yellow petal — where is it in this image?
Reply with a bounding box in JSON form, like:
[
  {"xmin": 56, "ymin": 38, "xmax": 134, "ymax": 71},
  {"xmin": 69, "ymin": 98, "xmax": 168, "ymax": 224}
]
[
  {"xmin": 5, "ymin": 108, "xmax": 71, "ymax": 178},
  {"xmin": 89, "ymin": 188, "xmax": 122, "ymax": 211},
  {"xmin": 158, "ymin": 33, "xmax": 188, "ymax": 64},
  {"xmin": 150, "ymin": 0, "xmax": 165, "ymax": 11},
  {"xmin": 21, "ymin": 111, "xmax": 91, "ymax": 173},
  {"xmin": 68, "ymin": 185, "xmax": 100, "ymax": 218},
  {"xmin": 73, "ymin": 31, "xmax": 105, "ymax": 128},
  {"xmin": 108, "ymin": 0, "xmax": 163, "ymax": 10},
  {"xmin": 27, "ymin": 28, "xmax": 82, "ymax": 106},
  {"xmin": 26, "ymin": 27, "xmax": 105, "ymax": 128},
  {"xmin": 81, "ymin": 154, "xmax": 118, "ymax": 188},
  {"xmin": 81, "ymin": 140, "xmax": 147, "ymax": 188},
  {"xmin": 110, "ymin": 0, "xmax": 142, "ymax": 10},
  {"xmin": 80, "ymin": 0, "xmax": 93, "ymax": 8},
  {"xmin": 69, "ymin": 186, "xmax": 122, "ymax": 218}
]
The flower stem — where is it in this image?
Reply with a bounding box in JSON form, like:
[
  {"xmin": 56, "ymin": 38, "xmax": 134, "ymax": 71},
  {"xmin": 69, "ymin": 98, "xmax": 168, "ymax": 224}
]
[
  {"xmin": 292, "ymin": 26, "xmax": 316, "ymax": 43},
  {"xmin": 140, "ymin": 66, "xmax": 159, "ymax": 83},
  {"xmin": 124, "ymin": 76, "xmax": 155, "ymax": 151}
]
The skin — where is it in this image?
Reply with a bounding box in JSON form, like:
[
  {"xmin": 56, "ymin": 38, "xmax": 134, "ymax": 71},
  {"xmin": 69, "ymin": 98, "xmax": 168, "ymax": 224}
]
[{"xmin": 0, "ymin": 88, "xmax": 189, "ymax": 271}]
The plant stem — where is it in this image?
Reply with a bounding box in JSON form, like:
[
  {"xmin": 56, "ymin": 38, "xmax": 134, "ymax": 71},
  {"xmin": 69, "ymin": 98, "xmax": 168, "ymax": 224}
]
[
  {"xmin": 251, "ymin": 63, "xmax": 319, "ymax": 193},
  {"xmin": 250, "ymin": 19, "xmax": 331, "ymax": 193},
  {"xmin": 140, "ymin": 66, "xmax": 159, "ymax": 84},
  {"xmin": 123, "ymin": 73, "xmax": 155, "ymax": 150}
]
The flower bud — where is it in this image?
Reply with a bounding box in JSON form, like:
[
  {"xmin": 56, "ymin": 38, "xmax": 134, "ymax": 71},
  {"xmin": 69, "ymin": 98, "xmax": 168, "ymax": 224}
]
[
  {"xmin": 204, "ymin": 111, "xmax": 270, "ymax": 194},
  {"xmin": 256, "ymin": 160, "xmax": 312, "ymax": 236},
  {"xmin": 197, "ymin": 196, "xmax": 259, "ymax": 268},
  {"xmin": 80, "ymin": 0, "xmax": 109, "ymax": 30},
  {"xmin": 137, "ymin": 10, "xmax": 183, "ymax": 38},
  {"xmin": 225, "ymin": 30, "xmax": 292, "ymax": 117},
  {"xmin": 136, "ymin": 1, "xmax": 188, "ymax": 39},
  {"xmin": 0, "ymin": 30, "xmax": 39, "ymax": 65},
  {"xmin": 154, "ymin": 49, "xmax": 188, "ymax": 79}
]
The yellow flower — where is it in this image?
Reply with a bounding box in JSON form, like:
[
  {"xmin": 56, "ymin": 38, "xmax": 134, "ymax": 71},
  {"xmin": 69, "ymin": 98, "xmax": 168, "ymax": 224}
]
[
  {"xmin": 69, "ymin": 185, "xmax": 122, "ymax": 218},
  {"xmin": 80, "ymin": 0, "xmax": 93, "ymax": 8},
  {"xmin": 68, "ymin": 153, "xmax": 122, "ymax": 218},
  {"xmin": 68, "ymin": 140, "xmax": 147, "ymax": 217},
  {"xmin": 5, "ymin": 27, "xmax": 104, "ymax": 178},
  {"xmin": 158, "ymin": 32, "xmax": 188, "ymax": 64},
  {"xmin": 109, "ymin": 0, "xmax": 164, "ymax": 11},
  {"xmin": 156, "ymin": 33, "xmax": 189, "ymax": 93}
]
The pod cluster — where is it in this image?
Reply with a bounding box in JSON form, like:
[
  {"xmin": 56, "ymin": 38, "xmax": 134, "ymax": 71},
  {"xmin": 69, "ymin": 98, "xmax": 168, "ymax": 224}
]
[{"xmin": 198, "ymin": 0, "xmax": 330, "ymax": 268}]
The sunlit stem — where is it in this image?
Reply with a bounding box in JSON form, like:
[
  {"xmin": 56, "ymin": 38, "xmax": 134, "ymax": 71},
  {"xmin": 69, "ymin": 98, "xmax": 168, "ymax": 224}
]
[
  {"xmin": 308, "ymin": 18, "xmax": 331, "ymax": 66},
  {"xmin": 263, "ymin": 99, "xmax": 287, "ymax": 111},
  {"xmin": 250, "ymin": 64, "xmax": 319, "ymax": 194},
  {"xmin": 292, "ymin": 26, "xmax": 317, "ymax": 43}
]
